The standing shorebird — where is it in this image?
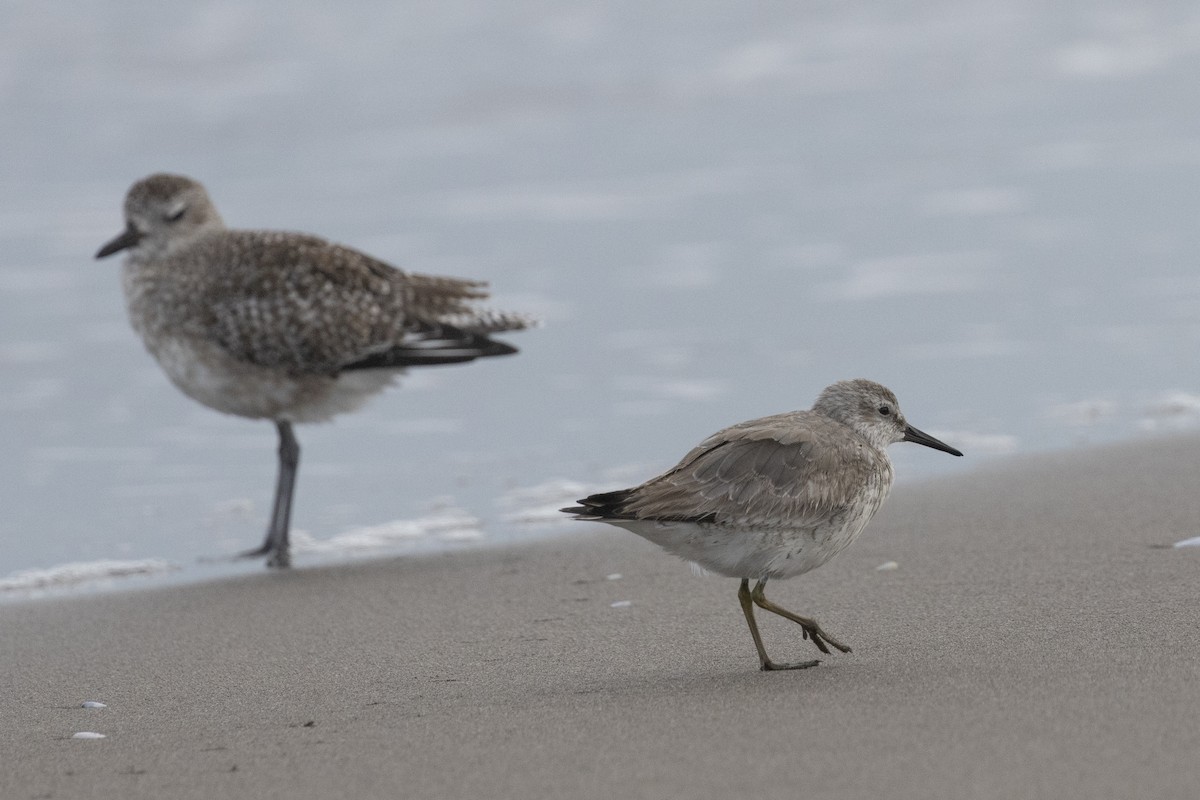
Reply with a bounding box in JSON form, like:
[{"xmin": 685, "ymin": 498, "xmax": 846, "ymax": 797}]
[
  {"xmin": 97, "ymin": 173, "xmax": 533, "ymax": 568},
  {"xmin": 563, "ymin": 379, "xmax": 962, "ymax": 671}
]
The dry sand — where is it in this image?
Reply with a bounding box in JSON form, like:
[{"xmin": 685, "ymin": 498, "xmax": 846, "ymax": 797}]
[{"xmin": 3, "ymin": 436, "xmax": 1200, "ymax": 799}]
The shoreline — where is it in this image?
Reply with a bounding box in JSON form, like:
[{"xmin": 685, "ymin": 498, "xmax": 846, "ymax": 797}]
[
  {"xmin": 5, "ymin": 430, "xmax": 1196, "ymax": 605},
  {"xmin": 3, "ymin": 434, "xmax": 1200, "ymax": 799}
]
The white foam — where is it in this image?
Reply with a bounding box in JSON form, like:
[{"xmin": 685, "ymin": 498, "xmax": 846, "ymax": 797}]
[
  {"xmin": 0, "ymin": 558, "xmax": 178, "ymax": 594},
  {"xmin": 1139, "ymin": 392, "xmax": 1200, "ymax": 431},
  {"xmin": 291, "ymin": 508, "xmax": 484, "ymax": 555},
  {"xmin": 499, "ymin": 478, "xmax": 590, "ymax": 524}
]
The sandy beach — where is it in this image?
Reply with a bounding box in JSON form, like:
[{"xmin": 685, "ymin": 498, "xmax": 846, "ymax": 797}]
[{"xmin": 3, "ymin": 435, "xmax": 1200, "ymax": 800}]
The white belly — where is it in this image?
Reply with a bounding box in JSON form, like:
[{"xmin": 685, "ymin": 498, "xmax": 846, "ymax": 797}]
[
  {"xmin": 147, "ymin": 335, "xmax": 397, "ymax": 423},
  {"xmin": 608, "ymin": 505, "xmax": 881, "ymax": 581}
]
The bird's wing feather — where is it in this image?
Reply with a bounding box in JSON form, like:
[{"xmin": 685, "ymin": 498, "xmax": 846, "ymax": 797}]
[
  {"xmin": 197, "ymin": 232, "xmax": 518, "ymax": 373},
  {"xmin": 406, "ymin": 272, "xmax": 536, "ymax": 334},
  {"xmin": 614, "ymin": 412, "xmax": 882, "ymax": 528}
]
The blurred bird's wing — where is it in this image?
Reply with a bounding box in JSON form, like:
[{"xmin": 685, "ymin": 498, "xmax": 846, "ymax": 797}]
[{"xmin": 199, "ymin": 232, "xmax": 524, "ymax": 373}]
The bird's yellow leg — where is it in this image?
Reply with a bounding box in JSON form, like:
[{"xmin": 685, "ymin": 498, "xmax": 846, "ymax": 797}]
[
  {"xmin": 751, "ymin": 579, "xmax": 851, "ymax": 655},
  {"xmin": 738, "ymin": 579, "xmax": 821, "ymax": 671}
]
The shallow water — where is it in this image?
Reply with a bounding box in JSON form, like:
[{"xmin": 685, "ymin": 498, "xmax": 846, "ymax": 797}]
[{"xmin": 3, "ymin": 2, "xmax": 1199, "ymax": 596}]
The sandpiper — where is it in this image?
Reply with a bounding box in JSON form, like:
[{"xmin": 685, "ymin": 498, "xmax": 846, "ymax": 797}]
[
  {"xmin": 563, "ymin": 379, "xmax": 962, "ymax": 671},
  {"xmin": 97, "ymin": 173, "xmax": 533, "ymax": 568}
]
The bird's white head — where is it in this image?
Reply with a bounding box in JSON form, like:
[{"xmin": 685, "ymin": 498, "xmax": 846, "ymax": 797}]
[
  {"xmin": 813, "ymin": 379, "xmax": 962, "ymax": 456},
  {"xmin": 95, "ymin": 173, "xmax": 225, "ymax": 263}
]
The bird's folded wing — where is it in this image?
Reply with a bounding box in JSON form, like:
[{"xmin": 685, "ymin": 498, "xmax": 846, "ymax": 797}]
[
  {"xmin": 619, "ymin": 417, "xmax": 879, "ymax": 528},
  {"xmin": 200, "ymin": 232, "xmax": 516, "ymax": 373}
]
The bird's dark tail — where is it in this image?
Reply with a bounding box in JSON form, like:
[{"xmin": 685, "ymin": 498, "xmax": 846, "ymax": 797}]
[
  {"xmin": 561, "ymin": 488, "xmax": 637, "ymax": 519},
  {"xmin": 342, "ymin": 323, "xmax": 518, "ymax": 371}
]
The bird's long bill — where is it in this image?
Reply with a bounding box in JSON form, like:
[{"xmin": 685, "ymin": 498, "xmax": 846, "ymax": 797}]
[
  {"xmin": 95, "ymin": 223, "xmax": 142, "ymax": 259},
  {"xmin": 902, "ymin": 424, "xmax": 963, "ymax": 457}
]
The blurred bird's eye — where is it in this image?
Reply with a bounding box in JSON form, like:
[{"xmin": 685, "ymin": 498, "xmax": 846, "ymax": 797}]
[
  {"xmin": 165, "ymin": 206, "xmax": 186, "ymax": 222},
  {"xmin": 878, "ymin": 405, "xmax": 891, "ymax": 416}
]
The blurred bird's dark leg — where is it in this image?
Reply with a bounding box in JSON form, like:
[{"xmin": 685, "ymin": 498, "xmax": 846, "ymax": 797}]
[
  {"xmin": 266, "ymin": 421, "xmax": 299, "ymax": 568},
  {"xmin": 751, "ymin": 579, "xmax": 851, "ymax": 655},
  {"xmin": 241, "ymin": 420, "xmax": 299, "ymax": 569},
  {"xmin": 739, "ymin": 579, "xmax": 820, "ymax": 671}
]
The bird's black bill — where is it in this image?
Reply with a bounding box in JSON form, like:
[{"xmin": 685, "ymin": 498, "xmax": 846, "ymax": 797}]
[
  {"xmin": 902, "ymin": 424, "xmax": 963, "ymax": 457},
  {"xmin": 95, "ymin": 223, "xmax": 142, "ymax": 259}
]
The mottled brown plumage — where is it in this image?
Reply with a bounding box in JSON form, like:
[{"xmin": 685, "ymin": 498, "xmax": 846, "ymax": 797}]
[{"xmin": 98, "ymin": 172, "xmax": 534, "ymax": 567}]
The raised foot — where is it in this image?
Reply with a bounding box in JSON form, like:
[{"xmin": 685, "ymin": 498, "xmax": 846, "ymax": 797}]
[
  {"xmin": 761, "ymin": 658, "xmax": 821, "ymax": 671},
  {"xmin": 747, "ymin": 581, "xmax": 852, "ymax": 656},
  {"xmin": 801, "ymin": 624, "xmax": 852, "ymax": 655}
]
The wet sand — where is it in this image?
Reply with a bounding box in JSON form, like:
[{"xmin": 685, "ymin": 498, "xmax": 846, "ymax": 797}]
[{"xmin": 3, "ymin": 436, "xmax": 1200, "ymax": 799}]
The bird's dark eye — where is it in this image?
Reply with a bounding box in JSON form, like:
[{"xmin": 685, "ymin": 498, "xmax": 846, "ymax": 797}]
[
  {"xmin": 165, "ymin": 206, "xmax": 186, "ymax": 222},
  {"xmin": 878, "ymin": 405, "xmax": 891, "ymax": 416}
]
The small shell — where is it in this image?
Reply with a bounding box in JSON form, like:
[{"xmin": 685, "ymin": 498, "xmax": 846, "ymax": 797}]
[
  {"xmin": 875, "ymin": 561, "xmax": 899, "ymax": 571},
  {"xmin": 81, "ymin": 701, "xmax": 108, "ymax": 709},
  {"xmin": 610, "ymin": 600, "xmax": 632, "ymax": 608},
  {"xmin": 72, "ymin": 732, "xmax": 107, "ymax": 739}
]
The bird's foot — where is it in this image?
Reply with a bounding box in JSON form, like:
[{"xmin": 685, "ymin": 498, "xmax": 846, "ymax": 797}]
[
  {"xmin": 237, "ymin": 543, "xmax": 291, "ymax": 569},
  {"xmin": 800, "ymin": 624, "xmax": 851, "ymax": 655},
  {"xmin": 760, "ymin": 658, "xmax": 821, "ymax": 671},
  {"xmin": 237, "ymin": 544, "xmax": 272, "ymax": 559}
]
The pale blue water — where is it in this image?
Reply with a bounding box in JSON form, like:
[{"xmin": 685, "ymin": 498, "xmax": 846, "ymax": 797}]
[{"xmin": 3, "ymin": 2, "xmax": 1199, "ymax": 594}]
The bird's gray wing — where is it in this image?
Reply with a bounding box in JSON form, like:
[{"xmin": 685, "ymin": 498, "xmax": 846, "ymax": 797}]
[
  {"xmin": 200, "ymin": 232, "xmax": 517, "ymax": 374},
  {"xmin": 617, "ymin": 413, "xmax": 881, "ymax": 528}
]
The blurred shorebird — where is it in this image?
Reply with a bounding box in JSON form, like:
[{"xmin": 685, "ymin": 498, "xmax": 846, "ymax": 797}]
[
  {"xmin": 97, "ymin": 173, "xmax": 534, "ymax": 568},
  {"xmin": 563, "ymin": 379, "xmax": 962, "ymax": 671}
]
